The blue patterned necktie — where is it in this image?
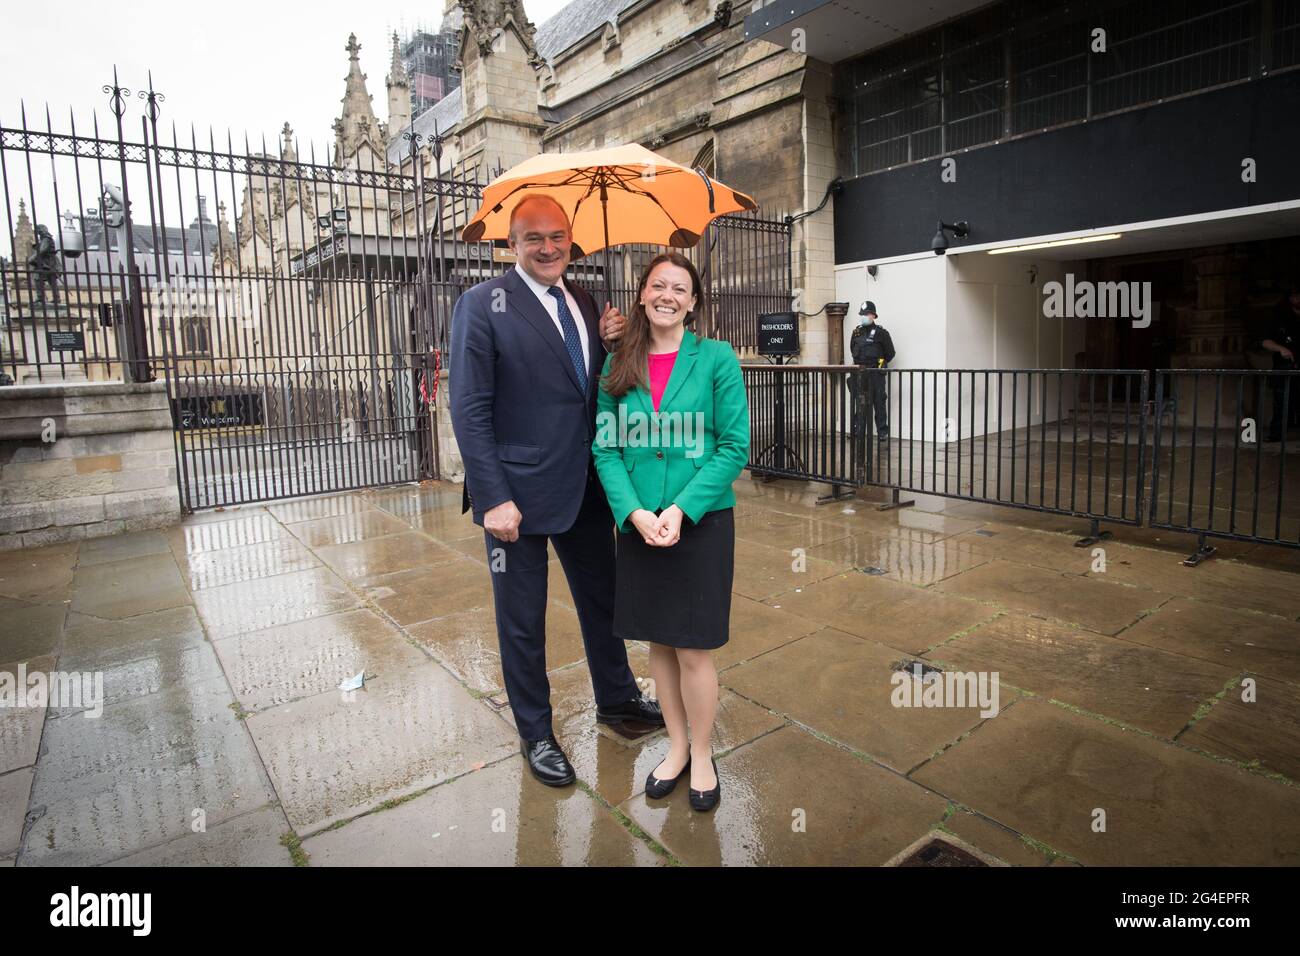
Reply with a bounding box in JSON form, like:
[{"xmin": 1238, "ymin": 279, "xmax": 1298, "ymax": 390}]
[{"xmin": 547, "ymin": 286, "xmax": 587, "ymax": 391}]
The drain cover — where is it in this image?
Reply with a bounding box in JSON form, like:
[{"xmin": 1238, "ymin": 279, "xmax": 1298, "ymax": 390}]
[
  {"xmin": 857, "ymin": 566, "xmax": 887, "ymax": 575},
  {"xmin": 972, "ymin": 529, "xmax": 997, "ymax": 537},
  {"xmin": 898, "ymin": 838, "xmax": 989, "ymax": 867},
  {"xmin": 893, "ymin": 659, "xmax": 943, "ymax": 680}
]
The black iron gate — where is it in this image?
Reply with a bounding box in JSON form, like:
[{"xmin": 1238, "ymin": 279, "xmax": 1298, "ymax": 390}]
[{"xmin": 3, "ymin": 78, "xmax": 794, "ymax": 511}]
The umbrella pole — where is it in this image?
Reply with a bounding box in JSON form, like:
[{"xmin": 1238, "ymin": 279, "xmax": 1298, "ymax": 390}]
[{"xmin": 600, "ymin": 181, "xmax": 617, "ymax": 351}]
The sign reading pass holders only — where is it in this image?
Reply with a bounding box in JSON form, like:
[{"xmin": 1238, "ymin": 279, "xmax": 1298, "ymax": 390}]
[{"xmin": 758, "ymin": 311, "xmax": 799, "ymax": 356}]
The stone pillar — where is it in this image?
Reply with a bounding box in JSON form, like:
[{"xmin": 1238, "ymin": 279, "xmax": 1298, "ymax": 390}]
[
  {"xmin": 455, "ymin": 4, "xmax": 547, "ymax": 175},
  {"xmin": 825, "ymin": 301, "xmax": 849, "ymax": 365}
]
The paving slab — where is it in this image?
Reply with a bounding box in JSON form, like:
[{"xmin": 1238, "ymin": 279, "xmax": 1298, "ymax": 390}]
[
  {"xmin": 0, "ymin": 597, "xmax": 65, "ymax": 663},
  {"xmin": 732, "ymin": 510, "xmax": 857, "ymax": 552},
  {"xmin": 948, "ymin": 524, "xmax": 1104, "ymax": 574},
  {"xmin": 762, "ymin": 571, "xmax": 998, "ymax": 654},
  {"xmin": 1114, "ymin": 597, "xmax": 1300, "ymax": 683},
  {"xmin": 172, "ymin": 535, "xmax": 321, "ymax": 591},
  {"xmin": 403, "ymin": 507, "xmax": 484, "ymax": 544},
  {"xmin": 0, "ymin": 542, "xmax": 76, "ymax": 603},
  {"xmin": 77, "ymin": 530, "xmax": 172, "ymax": 567},
  {"xmin": 359, "ymin": 558, "xmax": 494, "ymax": 627},
  {"xmin": 932, "ymin": 614, "xmax": 1236, "ymax": 737},
  {"xmin": 364, "ymin": 483, "xmax": 462, "ymax": 518},
  {"xmin": 105, "ymin": 804, "xmax": 294, "ymax": 867},
  {"xmin": 722, "ymin": 629, "xmax": 1001, "ymax": 772},
  {"xmin": 0, "ymin": 653, "xmax": 55, "ymax": 774},
  {"xmin": 69, "ymin": 552, "xmax": 191, "ymax": 620},
  {"xmin": 55, "ymin": 607, "xmax": 220, "ymax": 716},
  {"xmin": 623, "ymin": 724, "xmax": 948, "ymax": 866},
  {"xmin": 22, "ymin": 674, "xmax": 274, "ymax": 866},
  {"xmin": 302, "ymin": 756, "xmax": 665, "ymax": 866},
  {"xmin": 192, "ymin": 565, "xmax": 361, "ymax": 640},
  {"xmin": 284, "ymin": 509, "xmax": 412, "ymax": 548},
  {"xmin": 267, "ymin": 493, "xmax": 372, "ymax": 524},
  {"xmin": 731, "ymin": 538, "xmax": 849, "ymax": 602},
  {"xmin": 213, "ymin": 607, "xmax": 429, "ymax": 713},
  {"xmin": 313, "ymin": 531, "xmax": 462, "ymax": 581},
  {"xmin": 1084, "ymin": 550, "xmax": 1300, "ymax": 619},
  {"xmin": 935, "ymin": 559, "xmax": 1171, "ymax": 635},
  {"xmin": 167, "ymin": 511, "xmax": 292, "ymax": 555},
  {"xmin": 245, "ymin": 660, "xmax": 517, "ymax": 834},
  {"xmin": 806, "ymin": 530, "xmax": 992, "ymax": 586},
  {"xmin": 0, "ymin": 767, "xmax": 35, "ymax": 856},
  {"xmin": 715, "ymin": 595, "xmax": 823, "ymax": 671},
  {"xmin": 1178, "ymin": 675, "xmax": 1300, "ymax": 782},
  {"xmin": 407, "ymin": 600, "xmax": 591, "ymax": 695},
  {"xmin": 911, "ymin": 697, "xmax": 1300, "ymax": 866}
]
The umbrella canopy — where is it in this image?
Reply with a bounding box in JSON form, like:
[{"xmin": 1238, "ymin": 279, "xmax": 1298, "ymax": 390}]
[{"xmin": 460, "ymin": 143, "xmax": 757, "ymax": 256}]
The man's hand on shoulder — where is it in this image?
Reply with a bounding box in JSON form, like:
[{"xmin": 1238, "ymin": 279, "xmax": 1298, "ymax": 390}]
[{"xmin": 484, "ymin": 500, "xmax": 523, "ymax": 542}]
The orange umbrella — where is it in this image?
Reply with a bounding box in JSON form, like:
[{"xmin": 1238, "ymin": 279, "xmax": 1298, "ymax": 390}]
[{"xmin": 461, "ymin": 144, "xmax": 757, "ymax": 304}]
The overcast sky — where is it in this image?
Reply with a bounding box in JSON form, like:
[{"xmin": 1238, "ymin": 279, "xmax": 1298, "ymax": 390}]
[{"xmin": 2, "ymin": 0, "xmax": 572, "ymax": 155}]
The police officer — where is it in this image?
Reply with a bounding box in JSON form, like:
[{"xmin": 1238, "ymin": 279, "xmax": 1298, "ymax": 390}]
[{"xmin": 850, "ymin": 301, "xmax": 895, "ymax": 440}]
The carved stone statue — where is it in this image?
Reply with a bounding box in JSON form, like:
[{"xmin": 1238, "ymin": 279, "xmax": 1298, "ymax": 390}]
[
  {"xmin": 461, "ymin": 0, "xmax": 544, "ymax": 68},
  {"xmin": 28, "ymin": 224, "xmax": 61, "ymax": 306}
]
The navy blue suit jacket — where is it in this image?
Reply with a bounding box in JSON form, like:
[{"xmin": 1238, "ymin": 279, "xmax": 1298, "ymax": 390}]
[{"xmin": 449, "ymin": 267, "xmax": 606, "ymax": 536}]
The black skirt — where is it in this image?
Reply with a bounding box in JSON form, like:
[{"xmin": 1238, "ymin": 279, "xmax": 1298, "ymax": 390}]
[{"xmin": 613, "ymin": 507, "xmax": 734, "ymax": 649}]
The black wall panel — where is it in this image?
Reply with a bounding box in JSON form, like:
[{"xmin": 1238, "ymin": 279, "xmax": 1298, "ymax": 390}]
[{"xmin": 833, "ymin": 71, "xmax": 1300, "ymax": 263}]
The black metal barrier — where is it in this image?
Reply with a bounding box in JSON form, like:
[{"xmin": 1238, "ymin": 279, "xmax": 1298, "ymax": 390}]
[
  {"xmin": 1149, "ymin": 369, "xmax": 1299, "ymax": 563},
  {"xmin": 743, "ymin": 365, "xmax": 859, "ymax": 502},
  {"xmin": 743, "ymin": 365, "xmax": 1299, "ymax": 561}
]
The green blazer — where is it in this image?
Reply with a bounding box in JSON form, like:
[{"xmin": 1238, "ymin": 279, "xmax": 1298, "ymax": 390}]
[{"xmin": 593, "ymin": 330, "xmax": 750, "ymax": 533}]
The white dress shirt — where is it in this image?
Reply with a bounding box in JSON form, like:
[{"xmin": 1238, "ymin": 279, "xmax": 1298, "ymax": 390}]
[{"xmin": 514, "ymin": 262, "xmax": 591, "ymax": 366}]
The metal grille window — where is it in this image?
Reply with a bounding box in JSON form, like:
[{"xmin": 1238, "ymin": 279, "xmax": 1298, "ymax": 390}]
[{"xmin": 837, "ymin": 0, "xmax": 1294, "ymax": 177}]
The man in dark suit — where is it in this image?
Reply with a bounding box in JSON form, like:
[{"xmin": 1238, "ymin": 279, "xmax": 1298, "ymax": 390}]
[{"xmin": 450, "ymin": 194, "xmax": 663, "ymax": 787}]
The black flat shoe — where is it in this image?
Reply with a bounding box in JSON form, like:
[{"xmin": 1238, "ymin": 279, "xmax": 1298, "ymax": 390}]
[
  {"xmin": 644, "ymin": 756, "xmax": 690, "ymax": 799},
  {"xmin": 521, "ymin": 735, "xmax": 575, "ymax": 787},
  {"xmin": 689, "ymin": 758, "xmax": 721, "ymax": 812},
  {"xmin": 596, "ymin": 694, "xmax": 665, "ymax": 729}
]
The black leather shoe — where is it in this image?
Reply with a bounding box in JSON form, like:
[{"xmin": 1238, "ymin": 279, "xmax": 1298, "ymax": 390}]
[
  {"xmin": 645, "ymin": 756, "xmax": 691, "ymax": 799},
  {"xmin": 689, "ymin": 758, "xmax": 721, "ymax": 812},
  {"xmin": 521, "ymin": 735, "xmax": 575, "ymax": 787},
  {"xmin": 596, "ymin": 694, "xmax": 665, "ymax": 729}
]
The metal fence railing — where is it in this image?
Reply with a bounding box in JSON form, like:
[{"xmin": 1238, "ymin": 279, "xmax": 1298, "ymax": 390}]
[
  {"xmin": 744, "ymin": 365, "xmax": 1299, "ymax": 561},
  {"xmin": 863, "ymin": 369, "xmax": 1149, "ymax": 533},
  {"xmin": 1149, "ymin": 369, "xmax": 1300, "ymax": 563},
  {"xmin": 743, "ymin": 364, "xmax": 859, "ymax": 500}
]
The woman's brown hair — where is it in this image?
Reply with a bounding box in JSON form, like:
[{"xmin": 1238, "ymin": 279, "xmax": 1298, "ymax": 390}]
[{"xmin": 601, "ymin": 251, "xmax": 704, "ymax": 398}]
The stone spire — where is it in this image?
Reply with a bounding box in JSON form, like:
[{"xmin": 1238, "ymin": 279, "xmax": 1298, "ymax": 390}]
[
  {"xmin": 386, "ymin": 32, "xmax": 412, "ymax": 147},
  {"xmin": 281, "ymin": 122, "xmax": 298, "ymax": 163},
  {"xmin": 214, "ymin": 200, "xmax": 237, "ymax": 267},
  {"xmin": 14, "ymin": 198, "xmax": 35, "ymax": 264},
  {"xmin": 333, "ymin": 33, "xmax": 381, "ymax": 166}
]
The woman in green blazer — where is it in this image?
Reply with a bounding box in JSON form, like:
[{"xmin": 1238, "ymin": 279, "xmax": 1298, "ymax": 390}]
[{"xmin": 593, "ymin": 251, "xmax": 749, "ymax": 812}]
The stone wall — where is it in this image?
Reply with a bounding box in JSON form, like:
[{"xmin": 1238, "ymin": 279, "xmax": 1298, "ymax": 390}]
[
  {"xmin": 0, "ymin": 381, "xmax": 182, "ymax": 550},
  {"xmin": 541, "ymin": 0, "xmax": 716, "ymax": 107}
]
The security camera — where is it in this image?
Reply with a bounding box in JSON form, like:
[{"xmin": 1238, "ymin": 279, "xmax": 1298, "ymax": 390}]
[
  {"xmin": 931, "ymin": 219, "xmax": 970, "ymax": 256},
  {"xmin": 931, "ymin": 224, "xmax": 948, "ymax": 256}
]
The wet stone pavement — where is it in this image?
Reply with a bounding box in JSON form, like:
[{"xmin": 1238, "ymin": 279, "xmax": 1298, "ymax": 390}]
[{"xmin": 1, "ymin": 477, "xmax": 1299, "ymax": 866}]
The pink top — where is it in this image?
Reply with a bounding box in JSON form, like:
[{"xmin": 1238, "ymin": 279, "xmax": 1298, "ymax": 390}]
[{"xmin": 648, "ymin": 350, "xmax": 678, "ymax": 411}]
